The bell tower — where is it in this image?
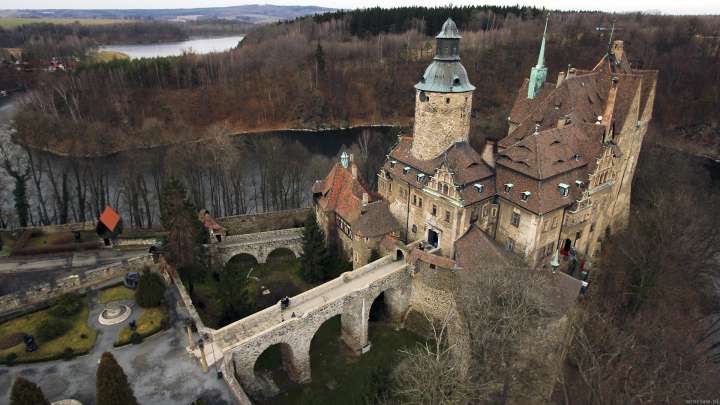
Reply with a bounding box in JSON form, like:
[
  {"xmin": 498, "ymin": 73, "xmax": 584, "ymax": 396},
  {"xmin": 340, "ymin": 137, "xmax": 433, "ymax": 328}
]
[{"xmin": 411, "ymin": 18, "xmax": 475, "ymax": 161}]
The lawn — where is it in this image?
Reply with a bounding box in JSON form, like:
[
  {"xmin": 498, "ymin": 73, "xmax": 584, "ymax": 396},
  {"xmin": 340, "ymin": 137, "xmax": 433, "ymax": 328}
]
[
  {"xmin": 98, "ymin": 285, "xmax": 135, "ymax": 304},
  {"xmin": 0, "ymin": 304, "xmax": 97, "ymax": 364},
  {"xmin": 259, "ymin": 317, "xmax": 425, "ymax": 404},
  {"xmin": 0, "ymin": 18, "xmax": 129, "ymax": 28},
  {"xmin": 115, "ymin": 306, "xmax": 169, "ymax": 346}
]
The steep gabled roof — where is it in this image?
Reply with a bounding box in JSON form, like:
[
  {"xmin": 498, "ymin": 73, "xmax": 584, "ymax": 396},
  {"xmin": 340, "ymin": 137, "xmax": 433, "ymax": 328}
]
[
  {"xmin": 313, "ymin": 163, "xmax": 375, "ymax": 223},
  {"xmin": 454, "ymin": 225, "xmax": 526, "ymax": 269}
]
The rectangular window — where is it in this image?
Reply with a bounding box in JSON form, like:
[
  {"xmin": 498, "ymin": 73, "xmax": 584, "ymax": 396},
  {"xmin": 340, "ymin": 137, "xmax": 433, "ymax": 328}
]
[
  {"xmin": 511, "ymin": 212, "xmax": 521, "ymax": 227},
  {"xmin": 576, "ymin": 230, "xmax": 582, "ymax": 240},
  {"xmin": 432, "ymin": 205, "xmax": 437, "ymax": 216},
  {"xmin": 543, "ymin": 219, "xmax": 550, "ymax": 233},
  {"xmin": 590, "ymin": 222, "xmax": 596, "ymax": 232},
  {"xmin": 481, "ymin": 204, "xmax": 488, "ymax": 218},
  {"xmin": 419, "ymin": 198, "xmax": 423, "ymax": 208},
  {"xmin": 444, "ymin": 210, "xmax": 451, "ymax": 222},
  {"xmin": 507, "ymin": 237, "xmax": 515, "ymax": 252},
  {"xmin": 412, "ymin": 194, "xmax": 417, "ymax": 205},
  {"xmin": 551, "ymin": 216, "xmax": 558, "ymax": 229}
]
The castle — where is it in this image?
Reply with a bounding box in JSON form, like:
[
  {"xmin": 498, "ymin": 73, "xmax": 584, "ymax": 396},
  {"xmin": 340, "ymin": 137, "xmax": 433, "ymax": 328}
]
[{"xmin": 314, "ymin": 18, "xmax": 657, "ymax": 270}]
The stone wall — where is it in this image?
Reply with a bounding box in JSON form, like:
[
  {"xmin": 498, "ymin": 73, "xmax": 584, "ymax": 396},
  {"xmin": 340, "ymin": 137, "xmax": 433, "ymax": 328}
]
[
  {"xmin": 215, "ymin": 228, "xmax": 304, "ymax": 265},
  {"xmin": 411, "ymin": 90, "xmax": 472, "ymax": 160},
  {"xmin": 0, "ymin": 255, "xmax": 155, "ymax": 319},
  {"xmin": 217, "ymin": 208, "xmax": 310, "ymax": 236}
]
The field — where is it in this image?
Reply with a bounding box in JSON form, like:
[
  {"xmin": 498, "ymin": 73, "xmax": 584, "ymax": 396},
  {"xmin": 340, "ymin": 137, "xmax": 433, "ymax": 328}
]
[{"xmin": 0, "ymin": 18, "xmax": 129, "ymax": 28}]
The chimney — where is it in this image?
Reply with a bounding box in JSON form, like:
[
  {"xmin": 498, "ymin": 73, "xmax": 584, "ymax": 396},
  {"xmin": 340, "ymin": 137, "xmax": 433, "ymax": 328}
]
[
  {"xmin": 351, "ymin": 163, "xmax": 358, "ymax": 179},
  {"xmin": 556, "ymin": 71, "xmax": 565, "ymax": 88},
  {"xmin": 612, "ymin": 40, "xmax": 624, "ymax": 61},
  {"xmin": 481, "ymin": 139, "xmax": 496, "ymax": 168},
  {"xmin": 362, "ymin": 192, "xmax": 369, "ymax": 206},
  {"xmin": 567, "ymin": 67, "xmax": 576, "ymax": 78}
]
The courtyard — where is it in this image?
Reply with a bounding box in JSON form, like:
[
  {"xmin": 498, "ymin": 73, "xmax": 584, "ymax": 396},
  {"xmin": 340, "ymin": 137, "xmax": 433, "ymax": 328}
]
[{"xmin": 0, "ymin": 286, "xmax": 232, "ymax": 404}]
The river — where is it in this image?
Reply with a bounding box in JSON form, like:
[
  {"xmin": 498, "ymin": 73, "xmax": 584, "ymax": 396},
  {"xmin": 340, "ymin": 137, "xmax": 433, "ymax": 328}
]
[
  {"xmin": 0, "ymin": 95, "xmax": 399, "ymax": 229},
  {"xmin": 98, "ymin": 35, "xmax": 245, "ymax": 59}
]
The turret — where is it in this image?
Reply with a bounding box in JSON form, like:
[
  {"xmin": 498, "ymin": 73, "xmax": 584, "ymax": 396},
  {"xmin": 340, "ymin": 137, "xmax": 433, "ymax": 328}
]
[
  {"xmin": 411, "ymin": 18, "xmax": 475, "ymax": 161},
  {"xmin": 527, "ymin": 16, "xmax": 549, "ymax": 99}
]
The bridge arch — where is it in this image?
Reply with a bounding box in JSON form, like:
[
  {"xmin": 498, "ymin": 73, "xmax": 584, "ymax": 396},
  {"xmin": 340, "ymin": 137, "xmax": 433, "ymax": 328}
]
[
  {"xmin": 226, "ymin": 252, "xmax": 259, "ymax": 269},
  {"xmin": 266, "ymin": 247, "xmax": 297, "ymax": 265}
]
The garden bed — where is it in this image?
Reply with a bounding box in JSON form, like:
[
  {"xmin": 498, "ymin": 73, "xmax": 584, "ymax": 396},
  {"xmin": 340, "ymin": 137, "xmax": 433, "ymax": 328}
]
[
  {"xmin": 98, "ymin": 285, "xmax": 135, "ymax": 304},
  {"xmin": 114, "ymin": 306, "xmax": 169, "ymax": 347},
  {"xmin": 0, "ymin": 303, "xmax": 97, "ymax": 365}
]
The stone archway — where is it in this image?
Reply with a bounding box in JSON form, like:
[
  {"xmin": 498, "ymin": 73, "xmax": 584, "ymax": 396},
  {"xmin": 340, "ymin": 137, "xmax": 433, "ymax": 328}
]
[
  {"xmin": 266, "ymin": 247, "xmax": 296, "ymax": 265},
  {"xmin": 227, "ymin": 253, "xmax": 259, "ymax": 270},
  {"xmin": 233, "ymin": 339, "xmax": 311, "ymax": 399}
]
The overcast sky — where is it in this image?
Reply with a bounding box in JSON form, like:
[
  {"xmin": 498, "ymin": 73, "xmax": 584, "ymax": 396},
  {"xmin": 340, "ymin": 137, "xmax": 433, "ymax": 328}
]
[{"xmin": 3, "ymin": 0, "xmax": 719, "ymax": 15}]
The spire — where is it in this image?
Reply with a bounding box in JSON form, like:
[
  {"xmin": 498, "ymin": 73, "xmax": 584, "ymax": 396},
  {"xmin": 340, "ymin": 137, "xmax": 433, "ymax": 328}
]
[
  {"xmin": 414, "ymin": 18, "xmax": 475, "ymax": 93},
  {"xmin": 536, "ymin": 15, "xmax": 549, "ymax": 68},
  {"xmin": 527, "ymin": 15, "xmax": 550, "ymax": 100},
  {"xmin": 607, "ymin": 21, "xmax": 615, "ymax": 51}
]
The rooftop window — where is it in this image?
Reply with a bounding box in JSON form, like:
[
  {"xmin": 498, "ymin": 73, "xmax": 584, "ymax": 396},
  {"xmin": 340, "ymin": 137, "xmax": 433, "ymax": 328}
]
[
  {"xmin": 558, "ymin": 183, "xmax": 570, "ymax": 197},
  {"xmin": 404, "ymin": 166, "xmax": 411, "ymax": 174},
  {"xmin": 575, "ymin": 180, "xmax": 584, "ymax": 188},
  {"xmin": 417, "ymin": 173, "xmax": 426, "ymax": 182},
  {"xmin": 521, "ymin": 191, "xmax": 531, "ymax": 202},
  {"xmin": 504, "ymin": 183, "xmax": 514, "ymax": 193},
  {"xmin": 473, "ymin": 183, "xmax": 484, "ymax": 193},
  {"xmin": 390, "ymin": 160, "xmax": 397, "ymax": 168}
]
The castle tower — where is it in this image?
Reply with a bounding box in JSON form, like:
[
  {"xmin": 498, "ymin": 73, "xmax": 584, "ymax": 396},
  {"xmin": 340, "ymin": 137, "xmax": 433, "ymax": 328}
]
[
  {"xmin": 411, "ymin": 18, "xmax": 475, "ymax": 161},
  {"xmin": 527, "ymin": 16, "xmax": 549, "ymax": 99}
]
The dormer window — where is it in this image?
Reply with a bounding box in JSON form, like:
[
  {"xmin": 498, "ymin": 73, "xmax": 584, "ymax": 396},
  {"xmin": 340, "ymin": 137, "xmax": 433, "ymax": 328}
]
[
  {"xmin": 417, "ymin": 173, "xmax": 426, "ymax": 182},
  {"xmin": 404, "ymin": 166, "xmax": 411, "ymax": 174},
  {"xmin": 558, "ymin": 183, "xmax": 570, "ymax": 197},
  {"xmin": 390, "ymin": 160, "xmax": 397, "ymax": 168},
  {"xmin": 575, "ymin": 180, "xmax": 584, "ymax": 188},
  {"xmin": 521, "ymin": 191, "xmax": 531, "ymax": 202},
  {"xmin": 504, "ymin": 183, "xmax": 514, "ymax": 193},
  {"xmin": 473, "ymin": 183, "xmax": 484, "ymax": 193}
]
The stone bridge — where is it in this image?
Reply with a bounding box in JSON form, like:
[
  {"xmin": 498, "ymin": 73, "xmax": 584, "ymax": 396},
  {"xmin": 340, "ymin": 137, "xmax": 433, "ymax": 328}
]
[
  {"xmin": 212, "ymin": 228, "xmax": 304, "ymax": 265},
  {"xmin": 210, "ymin": 253, "xmax": 413, "ymax": 397}
]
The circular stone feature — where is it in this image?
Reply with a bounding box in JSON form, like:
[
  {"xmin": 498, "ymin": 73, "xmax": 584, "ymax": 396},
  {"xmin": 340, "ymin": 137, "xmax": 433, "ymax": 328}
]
[{"xmin": 98, "ymin": 303, "xmax": 132, "ymax": 326}]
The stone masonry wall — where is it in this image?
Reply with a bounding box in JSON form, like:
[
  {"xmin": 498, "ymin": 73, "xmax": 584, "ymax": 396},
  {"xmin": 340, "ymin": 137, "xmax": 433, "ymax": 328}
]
[
  {"xmin": 0, "ymin": 255, "xmax": 155, "ymax": 319},
  {"xmin": 411, "ymin": 90, "xmax": 472, "ymax": 160},
  {"xmin": 217, "ymin": 208, "xmax": 310, "ymax": 236}
]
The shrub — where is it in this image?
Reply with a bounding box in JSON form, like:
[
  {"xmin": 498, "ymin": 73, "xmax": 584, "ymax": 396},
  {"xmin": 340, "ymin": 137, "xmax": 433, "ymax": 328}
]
[
  {"xmin": 10, "ymin": 377, "xmax": 50, "ymax": 405},
  {"xmin": 49, "ymin": 293, "xmax": 83, "ymax": 317},
  {"xmin": 5, "ymin": 352, "xmax": 18, "ymax": 365},
  {"xmin": 62, "ymin": 347, "xmax": 75, "ymax": 361},
  {"xmin": 130, "ymin": 332, "xmax": 142, "ymax": 345},
  {"xmin": 36, "ymin": 318, "xmax": 71, "ymax": 342},
  {"xmin": 135, "ymin": 271, "xmax": 166, "ymax": 308}
]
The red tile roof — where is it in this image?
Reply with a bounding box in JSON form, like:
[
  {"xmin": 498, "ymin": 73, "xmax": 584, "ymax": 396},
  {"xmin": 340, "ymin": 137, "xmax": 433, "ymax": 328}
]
[
  {"xmin": 314, "ymin": 163, "xmax": 375, "ymax": 224},
  {"xmin": 99, "ymin": 206, "xmax": 120, "ymax": 232}
]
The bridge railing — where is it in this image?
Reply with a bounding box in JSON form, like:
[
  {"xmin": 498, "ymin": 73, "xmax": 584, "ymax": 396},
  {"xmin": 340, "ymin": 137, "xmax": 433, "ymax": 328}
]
[
  {"xmin": 221, "ymin": 227, "xmax": 304, "ymax": 245},
  {"xmin": 213, "ymin": 254, "xmax": 397, "ymax": 349}
]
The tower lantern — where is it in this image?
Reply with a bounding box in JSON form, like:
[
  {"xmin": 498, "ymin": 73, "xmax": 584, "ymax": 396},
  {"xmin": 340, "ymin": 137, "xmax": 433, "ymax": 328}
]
[{"xmin": 410, "ymin": 18, "xmax": 476, "ymax": 161}]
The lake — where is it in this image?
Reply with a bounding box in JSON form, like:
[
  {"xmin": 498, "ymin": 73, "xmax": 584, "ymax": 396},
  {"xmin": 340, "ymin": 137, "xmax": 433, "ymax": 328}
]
[{"xmin": 99, "ymin": 35, "xmax": 245, "ymax": 59}]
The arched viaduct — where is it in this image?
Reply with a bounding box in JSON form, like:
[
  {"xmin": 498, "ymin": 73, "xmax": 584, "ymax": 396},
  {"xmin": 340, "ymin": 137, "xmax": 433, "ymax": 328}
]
[
  {"xmin": 212, "ymin": 228, "xmax": 304, "ymax": 265},
  {"xmin": 210, "ymin": 253, "xmax": 413, "ymax": 398}
]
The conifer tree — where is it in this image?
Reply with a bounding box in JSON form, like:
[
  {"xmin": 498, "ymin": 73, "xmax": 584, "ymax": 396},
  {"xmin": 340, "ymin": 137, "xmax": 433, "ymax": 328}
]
[
  {"xmin": 96, "ymin": 352, "xmax": 139, "ymax": 405},
  {"xmin": 299, "ymin": 211, "xmax": 331, "ymax": 283},
  {"xmin": 10, "ymin": 377, "xmax": 49, "ymax": 405},
  {"xmin": 159, "ymin": 178, "xmax": 206, "ymax": 271}
]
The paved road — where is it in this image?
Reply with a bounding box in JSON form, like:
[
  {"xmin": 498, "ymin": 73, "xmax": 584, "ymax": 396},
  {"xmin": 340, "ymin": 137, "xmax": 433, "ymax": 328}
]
[
  {"xmin": 0, "ymin": 249, "xmax": 148, "ymax": 296},
  {"xmin": 0, "ymin": 289, "xmax": 232, "ymax": 405}
]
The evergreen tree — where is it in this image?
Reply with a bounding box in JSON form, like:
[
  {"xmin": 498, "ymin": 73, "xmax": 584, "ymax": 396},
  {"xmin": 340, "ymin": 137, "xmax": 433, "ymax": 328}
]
[
  {"xmin": 314, "ymin": 43, "xmax": 325, "ymax": 72},
  {"xmin": 299, "ymin": 211, "xmax": 331, "ymax": 283},
  {"xmin": 10, "ymin": 377, "xmax": 49, "ymax": 405},
  {"xmin": 135, "ymin": 271, "xmax": 166, "ymax": 308},
  {"xmin": 13, "ymin": 176, "xmax": 29, "ymax": 228},
  {"xmin": 96, "ymin": 352, "xmax": 139, "ymax": 405},
  {"xmin": 159, "ymin": 178, "xmax": 207, "ymax": 269}
]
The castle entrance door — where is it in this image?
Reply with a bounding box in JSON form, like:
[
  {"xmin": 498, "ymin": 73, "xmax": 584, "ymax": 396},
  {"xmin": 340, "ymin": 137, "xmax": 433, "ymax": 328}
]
[{"xmin": 428, "ymin": 229, "xmax": 439, "ymax": 248}]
